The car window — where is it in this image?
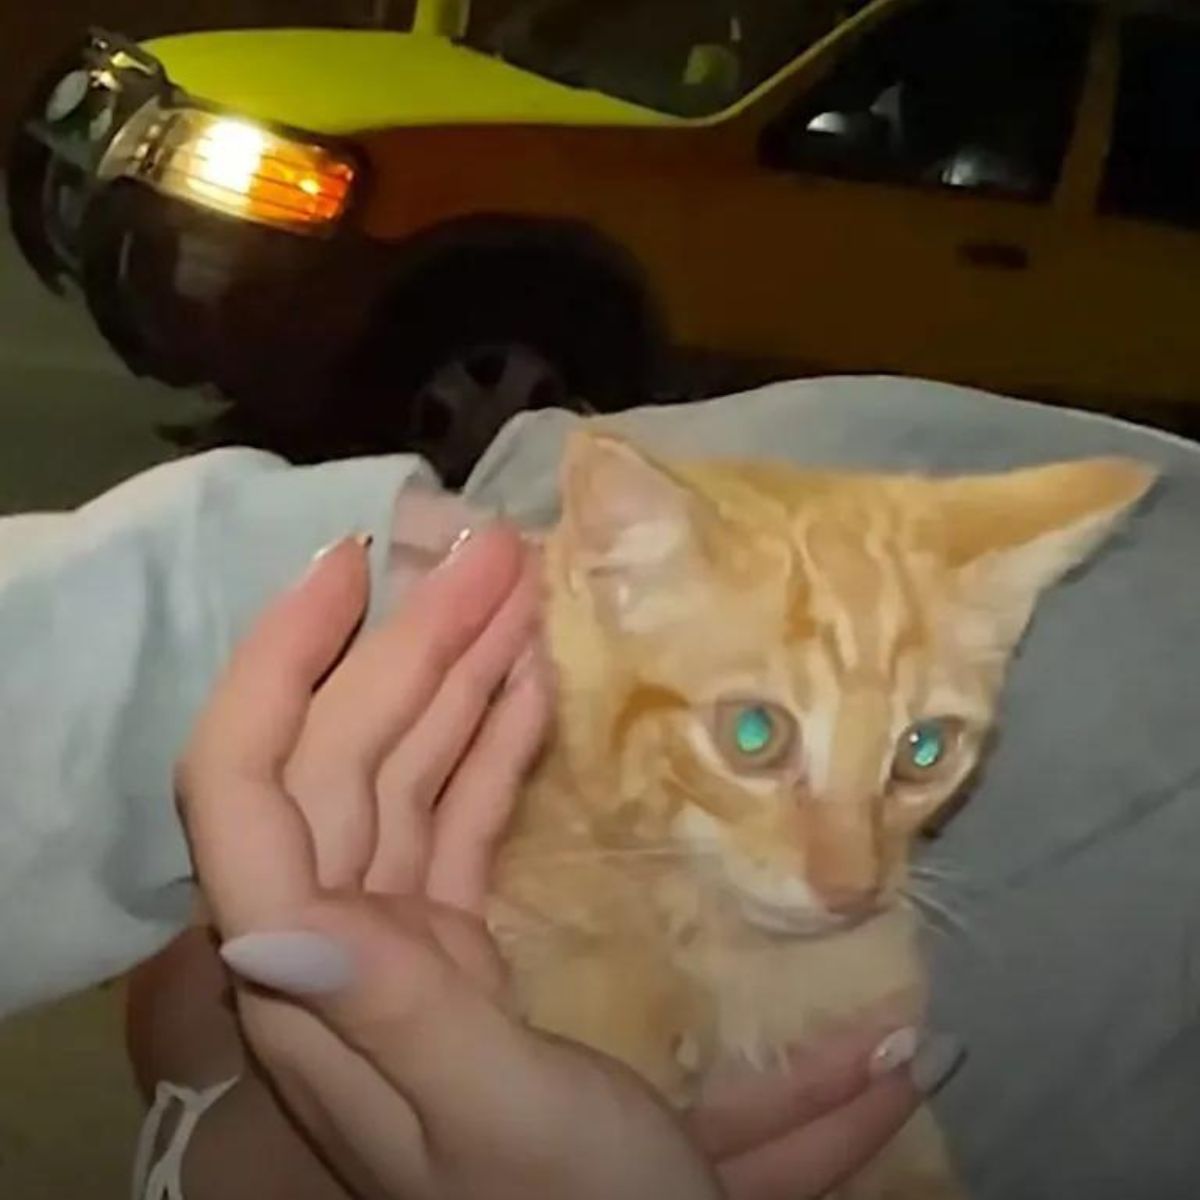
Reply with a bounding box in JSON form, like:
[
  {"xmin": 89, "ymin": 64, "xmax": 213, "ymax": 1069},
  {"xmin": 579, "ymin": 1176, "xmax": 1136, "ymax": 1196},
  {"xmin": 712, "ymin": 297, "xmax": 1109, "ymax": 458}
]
[
  {"xmin": 469, "ymin": 0, "xmax": 871, "ymax": 117},
  {"xmin": 761, "ymin": 0, "xmax": 1094, "ymax": 203},
  {"xmin": 1100, "ymin": 12, "xmax": 1200, "ymax": 230}
]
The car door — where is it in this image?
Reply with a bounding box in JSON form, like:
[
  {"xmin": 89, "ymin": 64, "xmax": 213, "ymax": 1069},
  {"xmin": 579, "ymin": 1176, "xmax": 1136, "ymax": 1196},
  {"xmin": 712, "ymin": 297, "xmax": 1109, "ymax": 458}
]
[
  {"xmin": 674, "ymin": 0, "xmax": 1101, "ymax": 398},
  {"xmin": 1043, "ymin": 5, "xmax": 1200, "ymax": 413}
]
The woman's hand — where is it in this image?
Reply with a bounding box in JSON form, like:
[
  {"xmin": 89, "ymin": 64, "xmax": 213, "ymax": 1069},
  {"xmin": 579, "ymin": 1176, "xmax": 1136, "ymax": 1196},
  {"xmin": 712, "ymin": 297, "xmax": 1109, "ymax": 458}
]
[
  {"xmin": 179, "ymin": 526, "xmax": 719, "ymax": 1200},
  {"xmin": 178, "ymin": 525, "xmax": 927, "ymax": 1200}
]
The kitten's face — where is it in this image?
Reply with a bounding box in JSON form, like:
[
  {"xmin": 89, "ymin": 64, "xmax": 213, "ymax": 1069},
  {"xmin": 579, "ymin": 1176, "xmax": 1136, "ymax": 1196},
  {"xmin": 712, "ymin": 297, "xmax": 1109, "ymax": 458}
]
[
  {"xmin": 550, "ymin": 434, "xmax": 1153, "ymax": 937},
  {"xmin": 616, "ymin": 517, "xmax": 991, "ymax": 936}
]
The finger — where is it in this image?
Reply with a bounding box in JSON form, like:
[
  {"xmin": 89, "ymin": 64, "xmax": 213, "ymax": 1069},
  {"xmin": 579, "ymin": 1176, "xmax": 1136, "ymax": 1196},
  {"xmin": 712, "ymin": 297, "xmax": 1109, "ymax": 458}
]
[
  {"xmin": 385, "ymin": 481, "xmax": 484, "ymax": 603},
  {"xmin": 184, "ymin": 537, "xmax": 370, "ymax": 786},
  {"xmin": 220, "ymin": 898, "xmax": 542, "ymax": 1155},
  {"xmin": 716, "ymin": 1074, "xmax": 918, "ymax": 1200},
  {"xmin": 301, "ymin": 524, "xmax": 524, "ymax": 763},
  {"xmin": 427, "ymin": 904, "xmax": 509, "ymax": 1000},
  {"xmin": 423, "ymin": 644, "xmax": 553, "ymax": 913},
  {"xmin": 288, "ymin": 524, "xmax": 526, "ymax": 886},
  {"xmin": 179, "ymin": 539, "xmax": 369, "ymax": 934},
  {"xmin": 236, "ymin": 992, "xmax": 431, "ymax": 1200},
  {"xmin": 363, "ymin": 551, "xmax": 541, "ymax": 894},
  {"xmin": 689, "ymin": 1010, "xmax": 913, "ymax": 1160}
]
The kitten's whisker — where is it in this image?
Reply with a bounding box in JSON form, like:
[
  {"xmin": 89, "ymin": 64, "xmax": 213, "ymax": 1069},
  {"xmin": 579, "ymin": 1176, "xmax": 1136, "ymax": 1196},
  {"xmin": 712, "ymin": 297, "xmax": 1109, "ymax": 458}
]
[
  {"xmin": 909, "ymin": 862, "xmax": 968, "ymax": 887},
  {"xmin": 901, "ymin": 895, "xmax": 954, "ymax": 943},
  {"xmin": 901, "ymin": 885, "xmax": 971, "ymax": 944}
]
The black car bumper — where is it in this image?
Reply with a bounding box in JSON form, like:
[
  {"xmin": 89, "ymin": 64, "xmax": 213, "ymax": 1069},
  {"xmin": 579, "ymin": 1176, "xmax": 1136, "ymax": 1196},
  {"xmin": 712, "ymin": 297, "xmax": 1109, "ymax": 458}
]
[{"xmin": 8, "ymin": 30, "xmax": 388, "ymax": 403}]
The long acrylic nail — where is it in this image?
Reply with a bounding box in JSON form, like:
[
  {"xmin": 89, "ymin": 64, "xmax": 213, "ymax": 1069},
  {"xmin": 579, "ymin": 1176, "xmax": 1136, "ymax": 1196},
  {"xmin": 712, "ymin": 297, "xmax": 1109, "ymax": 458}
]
[
  {"xmin": 220, "ymin": 931, "xmax": 355, "ymax": 997},
  {"xmin": 442, "ymin": 526, "xmax": 476, "ymax": 561},
  {"xmin": 869, "ymin": 1026, "xmax": 919, "ymax": 1077},
  {"xmin": 435, "ymin": 520, "xmax": 500, "ymax": 569},
  {"xmin": 911, "ymin": 1033, "xmax": 965, "ymax": 1095},
  {"xmin": 869, "ymin": 1027, "xmax": 964, "ymax": 1094},
  {"xmin": 311, "ymin": 532, "xmax": 371, "ymax": 565}
]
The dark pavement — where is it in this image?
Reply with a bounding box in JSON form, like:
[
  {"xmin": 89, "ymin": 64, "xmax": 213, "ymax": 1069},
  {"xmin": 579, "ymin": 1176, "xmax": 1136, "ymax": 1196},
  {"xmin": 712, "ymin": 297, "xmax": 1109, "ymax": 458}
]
[{"xmin": 0, "ymin": 195, "xmax": 217, "ymax": 515}]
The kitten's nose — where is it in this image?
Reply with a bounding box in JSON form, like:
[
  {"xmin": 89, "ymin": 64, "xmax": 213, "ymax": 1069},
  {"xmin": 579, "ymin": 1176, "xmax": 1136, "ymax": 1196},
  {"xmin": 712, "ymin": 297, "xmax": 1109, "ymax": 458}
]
[
  {"xmin": 803, "ymin": 797, "xmax": 882, "ymax": 918},
  {"xmin": 821, "ymin": 885, "xmax": 881, "ymax": 918}
]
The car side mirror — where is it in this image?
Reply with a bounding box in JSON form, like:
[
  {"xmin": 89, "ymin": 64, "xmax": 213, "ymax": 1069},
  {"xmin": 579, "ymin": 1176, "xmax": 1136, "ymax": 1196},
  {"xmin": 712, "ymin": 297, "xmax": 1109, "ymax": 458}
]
[{"xmin": 763, "ymin": 108, "xmax": 893, "ymax": 177}]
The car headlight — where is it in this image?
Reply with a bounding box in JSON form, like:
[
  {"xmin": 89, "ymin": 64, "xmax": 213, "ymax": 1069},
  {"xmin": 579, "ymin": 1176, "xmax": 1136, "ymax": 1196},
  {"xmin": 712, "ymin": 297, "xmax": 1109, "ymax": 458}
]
[{"xmin": 129, "ymin": 109, "xmax": 356, "ymax": 233}]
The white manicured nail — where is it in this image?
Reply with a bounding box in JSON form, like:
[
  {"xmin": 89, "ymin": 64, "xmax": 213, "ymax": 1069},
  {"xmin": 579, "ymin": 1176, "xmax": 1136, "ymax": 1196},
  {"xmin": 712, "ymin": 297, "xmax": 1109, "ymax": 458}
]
[
  {"xmin": 911, "ymin": 1033, "xmax": 965, "ymax": 1095},
  {"xmin": 311, "ymin": 532, "xmax": 369, "ymax": 564},
  {"xmin": 444, "ymin": 526, "xmax": 476, "ymax": 560},
  {"xmin": 869, "ymin": 1026, "xmax": 964, "ymax": 1093},
  {"xmin": 869, "ymin": 1026, "xmax": 919, "ymax": 1077},
  {"xmin": 220, "ymin": 931, "xmax": 354, "ymax": 997}
]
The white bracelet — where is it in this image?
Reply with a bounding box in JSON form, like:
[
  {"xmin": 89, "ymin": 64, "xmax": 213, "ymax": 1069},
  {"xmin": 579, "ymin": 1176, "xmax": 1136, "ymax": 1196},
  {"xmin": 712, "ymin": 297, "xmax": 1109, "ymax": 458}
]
[{"xmin": 130, "ymin": 1077, "xmax": 240, "ymax": 1200}]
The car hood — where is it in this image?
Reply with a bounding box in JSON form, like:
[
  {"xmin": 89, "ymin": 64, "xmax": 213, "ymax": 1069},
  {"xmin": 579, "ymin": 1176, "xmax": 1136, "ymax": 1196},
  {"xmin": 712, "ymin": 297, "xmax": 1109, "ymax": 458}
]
[{"xmin": 142, "ymin": 29, "xmax": 674, "ymax": 136}]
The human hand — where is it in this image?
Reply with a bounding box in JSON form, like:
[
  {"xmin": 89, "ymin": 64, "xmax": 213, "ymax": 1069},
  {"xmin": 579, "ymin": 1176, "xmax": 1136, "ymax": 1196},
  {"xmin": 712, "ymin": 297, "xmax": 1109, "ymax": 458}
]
[
  {"xmin": 692, "ymin": 1011, "xmax": 950, "ymax": 1200},
  {"xmin": 178, "ymin": 526, "xmax": 931, "ymax": 1200},
  {"xmin": 179, "ymin": 526, "xmax": 720, "ymax": 1200}
]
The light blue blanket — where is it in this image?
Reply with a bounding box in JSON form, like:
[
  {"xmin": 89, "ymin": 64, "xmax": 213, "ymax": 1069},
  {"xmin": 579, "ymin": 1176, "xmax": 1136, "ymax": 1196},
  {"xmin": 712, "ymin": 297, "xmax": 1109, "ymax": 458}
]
[{"xmin": 2, "ymin": 376, "xmax": 1197, "ymax": 1197}]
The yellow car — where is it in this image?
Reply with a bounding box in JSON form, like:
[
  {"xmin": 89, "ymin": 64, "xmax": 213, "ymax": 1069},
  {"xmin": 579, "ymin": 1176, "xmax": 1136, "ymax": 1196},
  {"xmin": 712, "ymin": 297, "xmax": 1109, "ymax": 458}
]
[{"xmin": 10, "ymin": 0, "xmax": 1200, "ymax": 478}]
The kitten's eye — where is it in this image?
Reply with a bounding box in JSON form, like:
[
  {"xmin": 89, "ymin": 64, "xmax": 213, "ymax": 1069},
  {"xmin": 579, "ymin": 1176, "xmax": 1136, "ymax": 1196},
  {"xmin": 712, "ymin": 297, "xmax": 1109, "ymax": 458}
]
[
  {"xmin": 714, "ymin": 700, "xmax": 797, "ymax": 771},
  {"xmin": 892, "ymin": 718, "xmax": 963, "ymax": 784}
]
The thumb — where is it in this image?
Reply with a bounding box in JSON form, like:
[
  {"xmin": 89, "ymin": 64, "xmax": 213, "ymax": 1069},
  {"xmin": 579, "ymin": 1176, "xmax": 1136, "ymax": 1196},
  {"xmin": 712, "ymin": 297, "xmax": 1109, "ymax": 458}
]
[{"xmin": 219, "ymin": 899, "xmax": 540, "ymax": 1145}]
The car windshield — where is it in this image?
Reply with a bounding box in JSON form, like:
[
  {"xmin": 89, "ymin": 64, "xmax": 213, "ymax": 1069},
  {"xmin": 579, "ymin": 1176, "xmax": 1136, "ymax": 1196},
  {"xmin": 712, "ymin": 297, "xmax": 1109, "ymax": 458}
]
[{"xmin": 468, "ymin": 0, "xmax": 869, "ymax": 116}]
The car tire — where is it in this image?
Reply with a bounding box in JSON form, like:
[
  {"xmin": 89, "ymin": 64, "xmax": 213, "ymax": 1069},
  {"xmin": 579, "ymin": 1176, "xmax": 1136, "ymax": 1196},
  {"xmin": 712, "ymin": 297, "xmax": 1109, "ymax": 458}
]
[
  {"xmin": 343, "ymin": 251, "xmax": 652, "ymax": 485},
  {"xmin": 7, "ymin": 132, "xmax": 63, "ymax": 292},
  {"xmin": 6, "ymin": 41, "xmax": 92, "ymax": 292}
]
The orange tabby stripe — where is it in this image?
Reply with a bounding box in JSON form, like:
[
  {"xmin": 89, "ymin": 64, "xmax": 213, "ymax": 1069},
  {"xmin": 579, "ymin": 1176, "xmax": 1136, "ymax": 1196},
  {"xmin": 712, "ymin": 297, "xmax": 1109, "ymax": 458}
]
[{"xmin": 611, "ymin": 683, "xmax": 688, "ymax": 750}]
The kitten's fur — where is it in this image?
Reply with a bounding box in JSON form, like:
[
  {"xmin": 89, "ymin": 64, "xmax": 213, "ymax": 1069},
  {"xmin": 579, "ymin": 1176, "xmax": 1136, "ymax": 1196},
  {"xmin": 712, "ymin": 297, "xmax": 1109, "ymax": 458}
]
[{"xmin": 490, "ymin": 432, "xmax": 1154, "ymax": 1198}]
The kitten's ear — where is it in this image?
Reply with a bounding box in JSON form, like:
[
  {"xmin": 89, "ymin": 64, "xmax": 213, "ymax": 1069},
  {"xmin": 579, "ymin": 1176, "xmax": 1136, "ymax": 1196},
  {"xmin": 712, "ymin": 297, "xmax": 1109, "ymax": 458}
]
[
  {"xmin": 939, "ymin": 457, "xmax": 1157, "ymax": 652},
  {"xmin": 558, "ymin": 430, "xmax": 710, "ymax": 630}
]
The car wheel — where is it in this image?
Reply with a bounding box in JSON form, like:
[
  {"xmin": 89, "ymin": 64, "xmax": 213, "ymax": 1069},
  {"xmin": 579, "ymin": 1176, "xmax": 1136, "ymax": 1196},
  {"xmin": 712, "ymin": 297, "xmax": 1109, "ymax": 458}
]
[
  {"xmin": 6, "ymin": 43, "xmax": 94, "ymax": 292},
  {"xmin": 7, "ymin": 131, "xmax": 70, "ymax": 292},
  {"xmin": 348, "ymin": 254, "xmax": 651, "ymax": 485},
  {"xmin": 407, "ymin": 340, "xmax": 571, "ymax": 475}
]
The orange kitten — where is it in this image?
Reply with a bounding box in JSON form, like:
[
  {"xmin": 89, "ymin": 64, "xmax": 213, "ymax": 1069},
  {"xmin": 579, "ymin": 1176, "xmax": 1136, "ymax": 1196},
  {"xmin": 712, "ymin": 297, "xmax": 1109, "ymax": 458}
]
[{"xmin": 490, "ymin": 432, "xmax": 1154, "ymax": 1198}]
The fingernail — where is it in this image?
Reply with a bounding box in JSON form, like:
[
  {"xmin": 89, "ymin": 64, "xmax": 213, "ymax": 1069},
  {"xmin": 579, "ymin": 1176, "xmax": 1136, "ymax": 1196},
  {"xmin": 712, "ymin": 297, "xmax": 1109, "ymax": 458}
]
[
  {"xmin": 911, "ymin": 1033, "xmax": 965, "ymax": 1095},
  {"xmin": 311, "ymin": 532, "xmax": 372, "ymax": 564},
  {"xmin": 434, "ymin": 520, "xmax": 500, "ymax": 569},
  {"xmin": 442, "ymin": 526, "xmax": 476, "ymax": 561},
  {"xmin": 219, "ymin": 931, "xmax": 354, "ymax": 997},
  {"xmin": 869, "ymin": 1026, "xmax": 919, "ymax": 1078}
]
